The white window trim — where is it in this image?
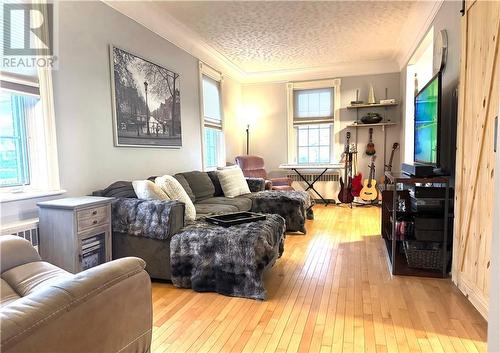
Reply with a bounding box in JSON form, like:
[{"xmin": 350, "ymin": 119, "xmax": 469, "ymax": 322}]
[
  {"xmin": 199, "ymin": 61, "xmax": 225, "ymax": 171},
  {"xmin": 286, "ymin": 78, "xmax": 341, "ymax": 164},
  {"xmin": 0, "ymin": 68, "xmax": 61, "ymax": 199}
]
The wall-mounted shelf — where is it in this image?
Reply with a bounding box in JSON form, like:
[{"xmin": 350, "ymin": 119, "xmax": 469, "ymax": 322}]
[
  {"xmin": 347, "ymin": 102, "xmax": 398, "ymax": 109},
  {"xmin": 348, "ymin": 122, "xmax": 397, "ymax": 128}
]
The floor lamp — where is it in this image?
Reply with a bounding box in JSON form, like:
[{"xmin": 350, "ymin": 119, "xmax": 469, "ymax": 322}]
[{"xmin": 246, "ymin": 124, "xmax": 250, "ymax": 155}]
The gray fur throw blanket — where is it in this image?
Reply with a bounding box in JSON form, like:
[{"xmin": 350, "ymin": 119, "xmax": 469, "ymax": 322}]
[
  {"xmin": 247, "ymin": 191, "xmax": 313, "ymax": 233},
  {"xmin": 111, "ymin": 198, "xmax": 185, "ymax": 240},
  {"xmin": 170, "ymin": 214, "xmax": 286, "ymax": 300}
]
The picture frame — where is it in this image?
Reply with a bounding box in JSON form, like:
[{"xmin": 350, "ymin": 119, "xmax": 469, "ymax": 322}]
[{"xmin": 109, "ymin": 45, "xmax": 182, "ymax": 148}]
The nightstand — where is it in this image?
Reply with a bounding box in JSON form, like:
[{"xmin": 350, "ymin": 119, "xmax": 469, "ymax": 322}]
[{"xmin": 38, "ymin": 196, "xmax": 113, "ymax": 273}]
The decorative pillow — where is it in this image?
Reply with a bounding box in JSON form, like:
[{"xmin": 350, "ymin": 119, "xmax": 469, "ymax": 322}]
[
  {"xmin": 132, "ymin": 180, "xmax": 169, "ymax": 201},
  {"xmin": 207, "ymin": 171, "xmax": 224, "ymax": 196},
  {"xmin": 216, "ymin": 167, "xmax": 251, "ymax": 198},
  {"xmin": 173, "ymin": 174, "xmax": 196, "ymax": 202},
  {"xmin": 155, "ymin": 175, "xmax": 196, "ymax": 221},
  {"xmin": 182, "ymin": 171, "xmax": 215, "ymax": 201},
  {"xmin": 93, "ymin": 181, "xmax": 137, "ymax": 198}
]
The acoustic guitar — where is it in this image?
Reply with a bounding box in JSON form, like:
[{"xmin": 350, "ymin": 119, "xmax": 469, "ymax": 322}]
[
  {"xmin": 360, "ymin": 156, "xmax": 378, "ymax": 202},
  {"xmin": 366, "ymin": 128, "xmax": 376, "ymax": 156},
  {"xmin": 381, "ymin": 142, "xmax": 399, "ymax": 184},
  {"xmin": 338, "ymin": 132, "xmax": 354, "ymax": 204}
]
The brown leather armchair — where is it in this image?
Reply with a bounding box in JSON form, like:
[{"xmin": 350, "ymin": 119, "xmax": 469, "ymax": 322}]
[
  {"xmin": 235, "ymin": 155, "xmax": 294, "ymax": 191},
  {"xmin": 0, "ymin": 236, "xmax": 152, "ymax": 353}
]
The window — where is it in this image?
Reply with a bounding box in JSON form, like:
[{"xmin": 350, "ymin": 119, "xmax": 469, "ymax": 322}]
[
  {"xmin": 0, "ymin": 3, "xmax": 60, "ymax": 199},
  {"xmin": 0, "ymin": 90, "xmax": 38, "ymax": 187},
  {"xmin": 297, "ymin": 124, "xmax": 332, "ymax": 164},
  {"xmin": 294, "ymin": 88, "xmax": 333, "ymax": 120},
  {"xmin": 404, "ymin": 27, "xmax": 434, "ymax": 163},
  {"xmin": 200, "ymin": 68, "xmax": 224, "ymax": 170},
  {"xmin": 287, "ymin": 80, "xmax": 340, "ymax": 164}
]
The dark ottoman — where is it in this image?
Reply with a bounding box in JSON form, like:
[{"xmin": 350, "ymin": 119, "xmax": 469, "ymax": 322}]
[
  {"xmin": 247, "ymin": 190, "xmax": 313, "ymax": 233},
  {"xmin": 170, "ymin": 214, "xmax": 285, "ymax": 300}
]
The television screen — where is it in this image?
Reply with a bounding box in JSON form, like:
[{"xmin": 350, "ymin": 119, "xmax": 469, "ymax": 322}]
[{"xmin": 414, "ymin": 73, "xmax": 440, "ymax": 165}]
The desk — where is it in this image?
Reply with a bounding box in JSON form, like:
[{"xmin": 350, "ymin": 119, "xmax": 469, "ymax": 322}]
[{"xmin": 279, "ymin": 164, "xmax": 344, "ymax": 205}]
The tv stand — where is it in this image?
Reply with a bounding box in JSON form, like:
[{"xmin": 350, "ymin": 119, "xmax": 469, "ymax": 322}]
[{"xmin": 380, "ymin": 172, "xmax": 452, "ymax": 278}]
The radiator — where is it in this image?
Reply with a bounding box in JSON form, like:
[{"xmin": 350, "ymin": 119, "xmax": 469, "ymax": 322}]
[
  {"xmin": 286, "ymin": 173, "xmax": 341, "ymax": 202},
  {"xmin": 1, "ymin": 218, "xmax": 40, "ymax": 251}
]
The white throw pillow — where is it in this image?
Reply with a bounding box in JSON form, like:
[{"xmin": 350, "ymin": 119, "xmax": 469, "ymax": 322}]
[
  {"xmin": 216, "ymin": 167, "xmax": 251, "ymax": 198},
  {"xmin": 155, "ymin": 175, "xmax": 196, "ymax": 221},
  {"xmin": 132, "ymin": 180, "xmax": 169, "ymax": 201}
]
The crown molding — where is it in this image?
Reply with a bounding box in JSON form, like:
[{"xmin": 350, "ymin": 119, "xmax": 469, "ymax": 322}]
[
  {"xmin": 103, "ymin": 0, "xmax": 245, "ymax": 81},
  {"xmin": 240, "ymin": 59, "xmax": 400, "ymax": 84},
  {"xmin": 104, "ymin": 0, "xmax": 438, "ymax": 84},
  {"xmin": 394, "ymin": 0, "xmax": 444, "ymax": 70}
]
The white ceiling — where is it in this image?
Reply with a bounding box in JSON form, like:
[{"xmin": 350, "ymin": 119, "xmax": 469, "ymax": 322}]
[{"xmin": 106, "ymin": 1, "xmax": 443, "ymax": 83}]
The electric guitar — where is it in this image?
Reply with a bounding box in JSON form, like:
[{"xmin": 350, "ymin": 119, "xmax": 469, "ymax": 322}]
[
  {"xmin": 366, "ymin": 127, "xmax": 376, "ymax": 156},
  {"xmin": 360, "ymin": 155, "xmax": 378, "ymax": 202},
  {"xmin": 338, "ymin": 132, "xmax": 354, "ymax": 204},
  {"xmin": 350, "ymin": 143, "xmax": 363, "ymax": 197},
  {"xmin": 381, "ymin": 142, "xmax": 399, "ymax": 184}
]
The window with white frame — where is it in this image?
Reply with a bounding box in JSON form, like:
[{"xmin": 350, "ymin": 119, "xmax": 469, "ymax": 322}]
[
  {"xmin": 0, "ymin": 3, "xmax": 60, "ymax": 199},
  {"xmin": 0, "ymin": 83, "xmax": 38, "ymax": 187},
  {"xmin": 287, "ymin": 80, "xmax": 340, "ymax": 164},
  {"xmin": 0, "ymin": 71, "xmax": 60, "ymax": 195},
  {"xmin": 200, "ymin": 66, "xmax": 224, "ymax": 170}
]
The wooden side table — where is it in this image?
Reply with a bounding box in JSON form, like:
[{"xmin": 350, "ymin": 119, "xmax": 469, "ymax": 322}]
[{"xmin": 38, "ymin": 196, "xmax": 113, "ymax": 273}]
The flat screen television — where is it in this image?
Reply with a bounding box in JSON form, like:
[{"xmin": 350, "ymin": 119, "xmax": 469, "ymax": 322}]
[{"xmin": 414, "ymin": 72, "xmax": 441, "ymax": 166}]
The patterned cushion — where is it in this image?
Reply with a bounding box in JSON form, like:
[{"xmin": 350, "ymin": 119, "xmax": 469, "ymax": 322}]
[
  {"xmin": 155, "ymin": 175, "xmax": 196, "ymax": 221},
  {"xmin": 182, "ymin": 171, "xmax": 215, "ymax": 201},
  {"xmin": 132, "ymin": 180, "xmax": 169, "ymax": 201},
  {"xmin": 173, "ymin": 174, "xmax": 196, "ymax": 202},
  {"xmin": 216, "ymin": 167, "xmax": 251, "ymax": 198}
]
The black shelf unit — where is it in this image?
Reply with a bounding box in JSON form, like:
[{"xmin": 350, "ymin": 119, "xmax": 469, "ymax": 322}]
[{"xmin": 380, "ymin": 172, "xmax": 452, "ymax": 278}]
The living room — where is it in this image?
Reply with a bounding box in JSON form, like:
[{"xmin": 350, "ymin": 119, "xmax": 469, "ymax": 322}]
[{"xmin": 1, "ymin": 1, "xmax": 499, "ymax": 353}]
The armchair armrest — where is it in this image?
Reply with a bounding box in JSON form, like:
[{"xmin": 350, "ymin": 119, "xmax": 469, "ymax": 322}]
[
  {"xmin": 245, "ymin": 177, "xmax": 266, "ymax": 192},
  {"xmin": 0, "ymin": 257, "xmax": 152, "ymax": 353},
  {"xmin": 269, "ymin": 177, "xmax": 293, "ymax": 187},
  {"xmin": 112, "ymin": 198, "xmax": 185, "ymax": 240},
  {"xmin": 0, "ymin": 236, "xmax": 41, "ymax": 273}
]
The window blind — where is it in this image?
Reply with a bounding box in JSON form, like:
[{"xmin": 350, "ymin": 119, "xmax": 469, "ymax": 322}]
[
  {"xmin": 293, "ymin": 88, "xmax": 334, "ymax": 125},
  {"xmin": 202, "ymin": 75, "xmax": 222, "ymax": 130},
  {"xmin": 1, "ymin": 6, "xmax": 39, "ymax": 79}
]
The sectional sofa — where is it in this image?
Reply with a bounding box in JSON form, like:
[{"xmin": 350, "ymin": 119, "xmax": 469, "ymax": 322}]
[{"xmin": 93, "ymin": 170, "xmax": 313, "ymax": 280}]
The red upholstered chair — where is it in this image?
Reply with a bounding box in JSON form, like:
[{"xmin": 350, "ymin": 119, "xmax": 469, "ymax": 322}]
[{"xmin": 235, "ymin": 155, "xmax": 294, "ymax": 191}]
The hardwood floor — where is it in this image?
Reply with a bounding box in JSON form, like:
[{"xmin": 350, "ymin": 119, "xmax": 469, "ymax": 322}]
[{"xmin": 151, "ymin": 205, "xmax": 487, "ymax": 353}]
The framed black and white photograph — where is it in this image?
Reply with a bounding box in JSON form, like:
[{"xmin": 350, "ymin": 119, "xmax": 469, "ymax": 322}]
[{"xmin": 109, "ymin": 45, "xmax": 181, "ymax": 148}]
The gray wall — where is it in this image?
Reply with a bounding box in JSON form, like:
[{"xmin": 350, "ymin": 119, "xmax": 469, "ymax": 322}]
[
  {"xmin": 54, "ymin": 1, "xmax": 203, "ymax": 197},
  {"xmin": 2, "ymin": 1, "xmax": 205, "ymax": 223},
  {"xmin": 242, "ymin": 72, "xmax": 401, "ymax": 181}
]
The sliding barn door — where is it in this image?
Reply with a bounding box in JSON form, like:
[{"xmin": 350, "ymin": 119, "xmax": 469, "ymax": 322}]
[{"xmin": 453, "ymin": 0, "xmax": 500, "ymax": 319}]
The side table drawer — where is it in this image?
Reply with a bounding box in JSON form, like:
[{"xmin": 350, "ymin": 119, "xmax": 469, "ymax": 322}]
[{"xmin": 77, "ymin": 206, "xmax": 109, "ymax": 232}]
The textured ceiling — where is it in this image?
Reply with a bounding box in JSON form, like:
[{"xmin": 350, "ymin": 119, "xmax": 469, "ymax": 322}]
[{"xmin": 158, "ymin": 1, "xmax": 424, "ymax": 73}]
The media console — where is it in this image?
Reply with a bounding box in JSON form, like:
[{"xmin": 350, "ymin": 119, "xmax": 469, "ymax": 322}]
[{"xmin": 380, "ymin": 172, "xmax": 452, "ymax": 278}]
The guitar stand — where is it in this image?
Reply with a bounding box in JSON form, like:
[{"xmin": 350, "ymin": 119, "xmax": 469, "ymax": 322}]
[
  {"xmin": 335, "ymin": 201, "xmax": 353, "ymax": 209},
  {"xmin": 336, "ymin": 200, "xmax": 379, "ymax": 208},
  {"xmin": 352, "ymin": 200, "xmax": 379, "ymax": 207}
]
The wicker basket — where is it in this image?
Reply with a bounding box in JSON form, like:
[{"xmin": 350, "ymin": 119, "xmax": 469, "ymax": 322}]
[{"xmin": 403, "ymin": 241, "xmax": 443, "ymax": 270}]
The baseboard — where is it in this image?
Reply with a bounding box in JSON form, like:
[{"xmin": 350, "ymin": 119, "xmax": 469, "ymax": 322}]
[{"xmin": 456, "ymin": 275, "xmax": 489, "ymax": 320}]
